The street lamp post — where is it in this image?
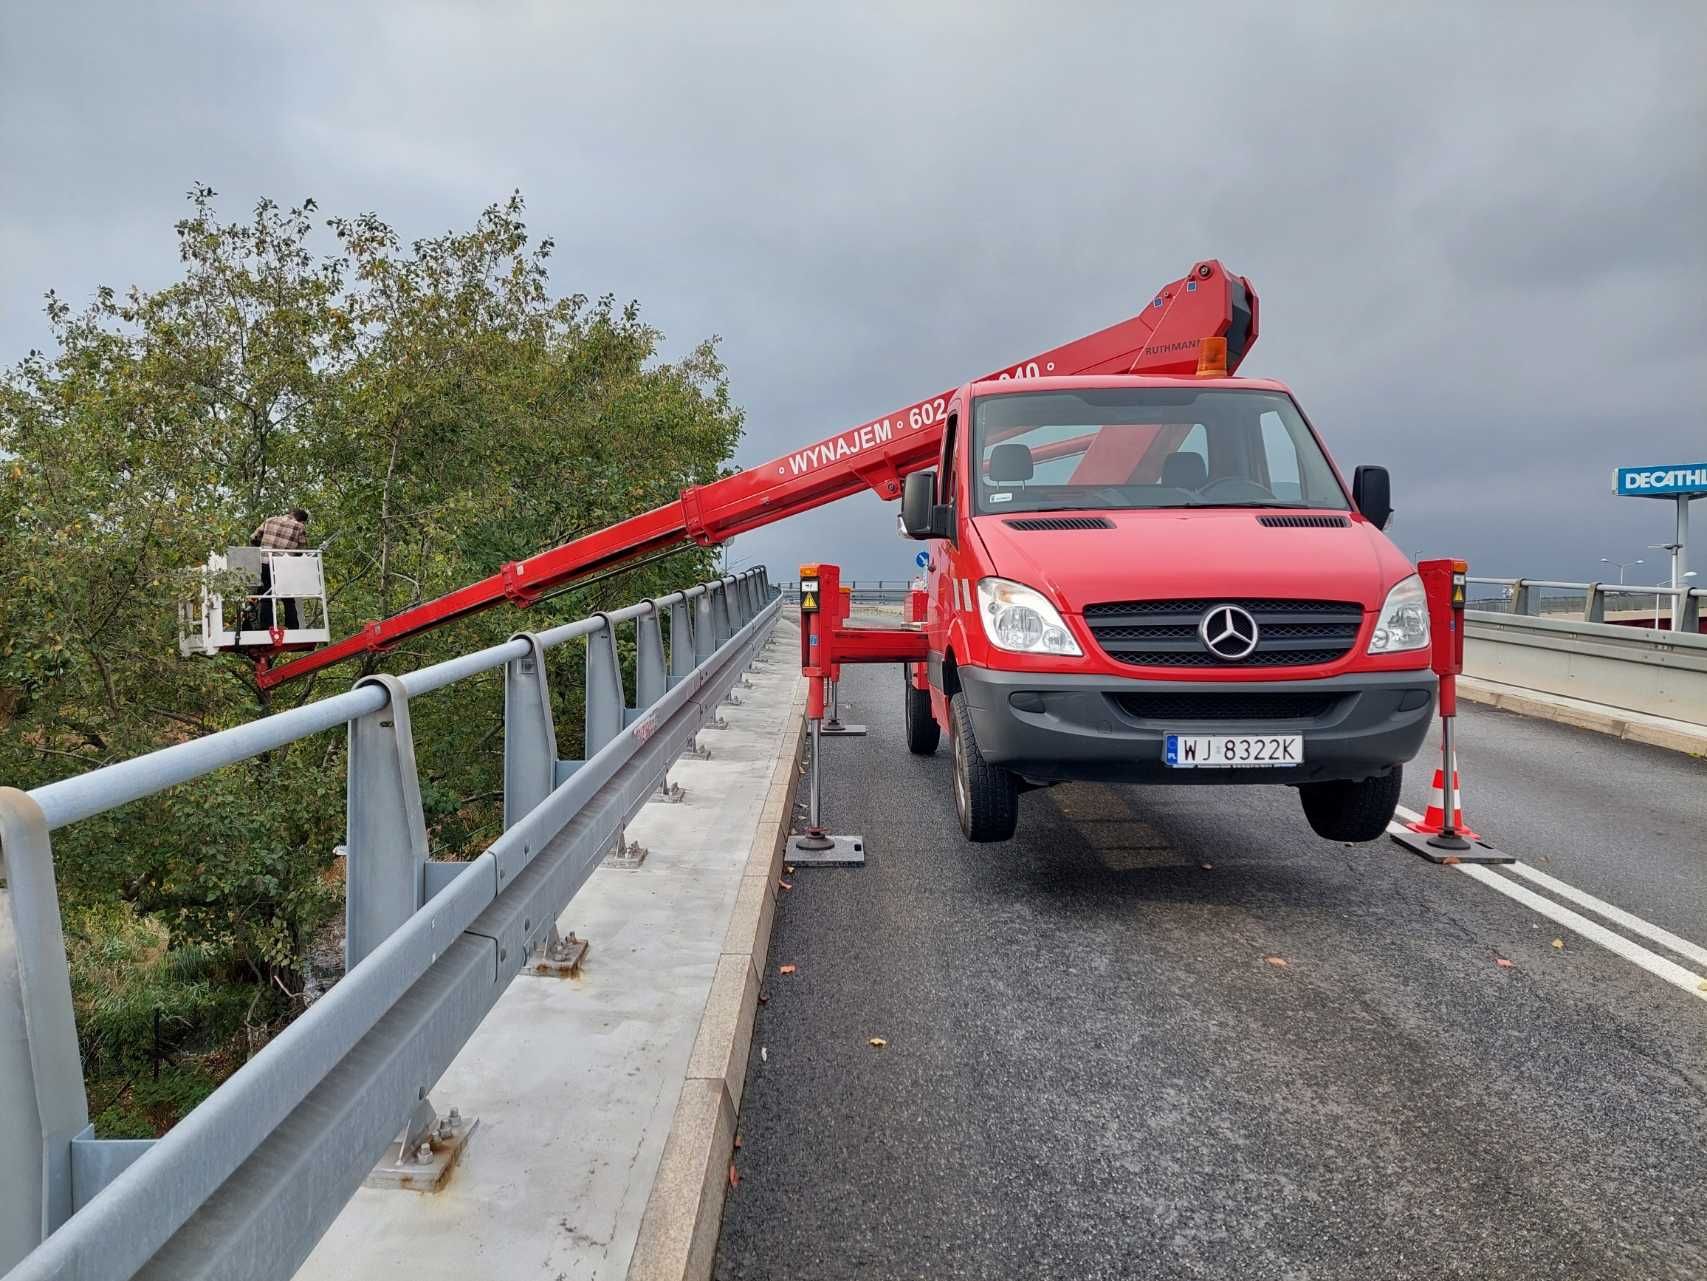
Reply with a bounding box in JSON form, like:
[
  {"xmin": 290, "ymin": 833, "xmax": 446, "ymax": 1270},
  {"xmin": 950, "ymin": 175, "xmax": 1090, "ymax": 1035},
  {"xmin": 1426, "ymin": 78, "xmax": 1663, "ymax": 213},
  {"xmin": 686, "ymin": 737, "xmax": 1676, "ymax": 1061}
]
[
  {"xmin": 1600, "ymin": 558, "xmax": 1644, "ymax": 625},
  {"xmin": 1599, "ymin": 556, "xmax": 1643, "ymax": 584},
  {"xmin": 1649, "ymin": 541, "xmax": 1690, "ymax": 630}
]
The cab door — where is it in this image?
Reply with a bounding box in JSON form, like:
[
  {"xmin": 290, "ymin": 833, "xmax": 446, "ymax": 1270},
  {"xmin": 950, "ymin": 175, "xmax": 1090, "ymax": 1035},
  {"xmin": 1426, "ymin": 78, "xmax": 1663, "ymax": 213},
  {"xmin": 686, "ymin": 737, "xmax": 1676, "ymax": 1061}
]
[{"xmin": 925, "ymin": 406, "xmax": 962, "ymax": 709}]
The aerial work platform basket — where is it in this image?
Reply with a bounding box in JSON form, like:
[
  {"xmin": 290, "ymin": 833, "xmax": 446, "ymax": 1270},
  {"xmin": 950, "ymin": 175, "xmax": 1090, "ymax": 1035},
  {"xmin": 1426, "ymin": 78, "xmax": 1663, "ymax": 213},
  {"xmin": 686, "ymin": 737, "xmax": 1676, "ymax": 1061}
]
[{"xmin": 178, "ymin": 547, "xmax": 331, "ymax": 657}]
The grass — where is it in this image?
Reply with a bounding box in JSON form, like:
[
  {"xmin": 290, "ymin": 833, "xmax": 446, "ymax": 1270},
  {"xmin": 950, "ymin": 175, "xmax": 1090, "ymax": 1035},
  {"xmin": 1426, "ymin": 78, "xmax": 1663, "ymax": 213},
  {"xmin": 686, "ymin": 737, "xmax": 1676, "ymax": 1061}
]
[{"xmin": 64, "ymin": 902, "xmax": 287, "ymax": 1138}]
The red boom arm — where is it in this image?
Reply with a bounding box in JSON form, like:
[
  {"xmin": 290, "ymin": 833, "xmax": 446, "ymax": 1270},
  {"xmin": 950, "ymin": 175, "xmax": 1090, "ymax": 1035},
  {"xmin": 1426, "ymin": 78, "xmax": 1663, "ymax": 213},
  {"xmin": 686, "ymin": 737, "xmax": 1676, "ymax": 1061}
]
[{"xmin": 259, "ymin": 260, "xmax": 1257, "ymax": 688}]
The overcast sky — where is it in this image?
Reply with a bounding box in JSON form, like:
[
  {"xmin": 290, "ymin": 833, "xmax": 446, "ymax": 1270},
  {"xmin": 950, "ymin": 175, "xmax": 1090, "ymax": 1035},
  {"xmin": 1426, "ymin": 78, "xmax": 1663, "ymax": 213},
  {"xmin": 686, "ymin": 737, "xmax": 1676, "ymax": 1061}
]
[{"xmin": 3, "ymin": 3, "xmax": 1703, "ymax": 585}]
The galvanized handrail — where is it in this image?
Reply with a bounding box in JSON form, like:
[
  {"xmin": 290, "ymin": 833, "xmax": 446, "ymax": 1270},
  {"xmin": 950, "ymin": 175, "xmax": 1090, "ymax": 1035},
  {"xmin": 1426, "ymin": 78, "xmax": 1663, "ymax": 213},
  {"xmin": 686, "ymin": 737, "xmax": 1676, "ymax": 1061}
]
[
  {"xmin": 1465, "ymin": 575, "xmax": 1703, "ymax": 631},
  {"xmin": 776, "ymin": 579, "xmax": 915, "ymax": 604},
  {"xmin": 0, "ymin": 566, "xmax": 777, "ymax": 1280}
]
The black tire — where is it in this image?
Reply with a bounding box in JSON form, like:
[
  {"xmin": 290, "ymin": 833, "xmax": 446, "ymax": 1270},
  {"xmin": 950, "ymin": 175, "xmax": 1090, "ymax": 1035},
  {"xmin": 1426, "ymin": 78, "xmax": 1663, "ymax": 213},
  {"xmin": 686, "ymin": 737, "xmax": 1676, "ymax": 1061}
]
[
  {"xmin": 904, "ymin": 669, "xmax": 940, "ymax": 755},
  {"xmin": 949, "ymin": 691, "xmax": 1018, "ymax": 842},
  {"xmin": 1299, "ymin": 767, "xmax": 1403, "ymax": 842}
]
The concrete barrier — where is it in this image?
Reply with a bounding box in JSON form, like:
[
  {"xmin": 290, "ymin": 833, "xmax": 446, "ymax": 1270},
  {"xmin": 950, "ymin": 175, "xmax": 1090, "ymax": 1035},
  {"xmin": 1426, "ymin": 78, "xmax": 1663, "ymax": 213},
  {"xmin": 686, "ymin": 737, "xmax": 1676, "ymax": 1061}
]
[{"xmin": 1464, "ymin": 611, "xmax": 1707, "ymax": 726}]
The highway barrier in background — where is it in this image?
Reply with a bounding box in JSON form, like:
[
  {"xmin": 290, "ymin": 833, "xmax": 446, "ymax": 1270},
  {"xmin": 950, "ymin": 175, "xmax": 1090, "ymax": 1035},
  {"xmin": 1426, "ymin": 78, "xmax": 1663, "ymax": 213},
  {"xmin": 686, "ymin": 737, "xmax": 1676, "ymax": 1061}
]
[
  {"xmin": 778, "ymin": 579, "xmax": 914, "ymax": 605},
  {"xmin": 1466, "ymin": 576, "xmax": 1703, "ymax": 631},
  {"xmin": 1463, "ymin": 585, "xmax": 1707, "ymax": 725}
]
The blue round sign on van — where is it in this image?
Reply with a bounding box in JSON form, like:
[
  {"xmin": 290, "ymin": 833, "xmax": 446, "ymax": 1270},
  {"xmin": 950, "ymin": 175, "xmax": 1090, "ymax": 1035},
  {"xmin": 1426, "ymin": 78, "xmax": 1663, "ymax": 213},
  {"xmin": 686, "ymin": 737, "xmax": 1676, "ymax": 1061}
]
[
  {"xmin": 915, "ymin": 550, "xmax": 930, "ymax": 568},
  {"xmin": 1613, "ymin": 463, "xmax": 1707, "ymax": 498}
]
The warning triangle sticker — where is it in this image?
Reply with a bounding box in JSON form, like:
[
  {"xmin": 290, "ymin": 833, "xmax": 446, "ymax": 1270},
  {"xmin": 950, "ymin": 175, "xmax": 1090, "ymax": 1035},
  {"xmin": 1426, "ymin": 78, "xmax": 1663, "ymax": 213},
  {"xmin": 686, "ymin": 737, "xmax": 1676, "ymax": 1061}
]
[
  {"xmin": 801, "ymin": 592, "xmax": 818, "ymax": 612},
  {"xmin": 1452, "ymin": 585, "xmax": 1465, "ymax": 606}
]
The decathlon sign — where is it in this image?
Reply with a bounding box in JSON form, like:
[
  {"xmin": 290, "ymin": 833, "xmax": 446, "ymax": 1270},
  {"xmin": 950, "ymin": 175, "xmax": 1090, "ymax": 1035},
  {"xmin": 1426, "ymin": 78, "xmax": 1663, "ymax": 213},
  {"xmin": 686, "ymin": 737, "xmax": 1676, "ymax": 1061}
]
[{"xmin": 1613, "ymin": 463, "xmax": 1707, "ymax": 497}]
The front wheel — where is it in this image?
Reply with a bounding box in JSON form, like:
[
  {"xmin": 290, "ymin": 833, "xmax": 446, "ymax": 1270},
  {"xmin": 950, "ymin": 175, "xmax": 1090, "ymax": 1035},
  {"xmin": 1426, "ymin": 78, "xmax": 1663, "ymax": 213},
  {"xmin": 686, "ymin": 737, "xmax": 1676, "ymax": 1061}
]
[
  {"xmin": 903, "ymin": 667, "xmax": 940, "ymax": 755},
  {"xmin": 949, "ymin": 692, "xmax": 1018, "ymax": 842},
  {"xmin": 1299, "ymin": 768, "xmax": 1403, "ymax": 842}
]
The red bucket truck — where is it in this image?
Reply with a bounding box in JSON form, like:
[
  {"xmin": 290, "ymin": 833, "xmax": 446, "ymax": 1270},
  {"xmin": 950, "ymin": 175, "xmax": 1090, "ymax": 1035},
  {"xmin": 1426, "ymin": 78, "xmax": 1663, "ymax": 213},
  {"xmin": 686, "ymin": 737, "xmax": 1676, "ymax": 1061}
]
[{"xmin": 893, "ymin": 346, "xmax": 1434, "ymax": 842}]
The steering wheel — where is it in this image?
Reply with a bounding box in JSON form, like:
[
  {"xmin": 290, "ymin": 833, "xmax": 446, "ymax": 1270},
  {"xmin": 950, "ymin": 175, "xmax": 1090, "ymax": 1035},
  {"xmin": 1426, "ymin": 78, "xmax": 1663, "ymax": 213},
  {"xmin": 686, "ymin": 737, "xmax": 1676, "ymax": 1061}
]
[{"xmin": 1197, "ymin": 475, "xmax": 1277, "ymax": 502}]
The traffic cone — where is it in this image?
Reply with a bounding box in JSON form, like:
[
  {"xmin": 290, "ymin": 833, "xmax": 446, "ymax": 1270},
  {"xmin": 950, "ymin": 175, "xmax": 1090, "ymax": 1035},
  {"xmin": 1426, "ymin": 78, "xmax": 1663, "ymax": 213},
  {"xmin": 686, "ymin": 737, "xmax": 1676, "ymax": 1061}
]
[{"xmin": 1405, "ymin": 753, "xmax": 1481, "ymax": 841}]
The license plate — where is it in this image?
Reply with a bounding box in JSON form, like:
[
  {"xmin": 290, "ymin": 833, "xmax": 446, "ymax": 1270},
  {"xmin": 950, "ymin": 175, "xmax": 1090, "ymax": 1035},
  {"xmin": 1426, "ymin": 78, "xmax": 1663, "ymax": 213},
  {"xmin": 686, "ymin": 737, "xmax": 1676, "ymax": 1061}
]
[{"xmin": 1164, "ymin": 733, "xmax": 1303, "ymax": 768}]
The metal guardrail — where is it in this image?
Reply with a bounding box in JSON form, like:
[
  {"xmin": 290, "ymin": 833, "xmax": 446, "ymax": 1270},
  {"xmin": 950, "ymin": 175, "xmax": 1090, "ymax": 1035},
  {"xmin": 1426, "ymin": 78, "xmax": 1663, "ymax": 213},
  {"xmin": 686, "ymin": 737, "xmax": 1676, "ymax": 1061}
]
[
  {"xmin": 0, "ymin": 567, "xmax": 778, "ymax": 1280},
  {"xmin": 1465, "ymin": 576, "xmax": 1704, "ymax": 632},
  {"xmin": 776, "ymin": 579, "xmax": 914, "ymax": 605},
  {"xmin": 1461, "ymin": 607, "xmax": 1707, "ymax": 724}
]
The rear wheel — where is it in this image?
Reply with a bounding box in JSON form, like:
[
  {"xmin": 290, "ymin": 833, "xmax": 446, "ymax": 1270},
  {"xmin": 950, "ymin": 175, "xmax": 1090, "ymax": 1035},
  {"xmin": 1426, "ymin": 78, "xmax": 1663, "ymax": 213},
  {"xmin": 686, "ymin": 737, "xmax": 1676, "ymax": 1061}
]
[
  {"xmin": 903, "ymin": 668, "xmax": 939, "ymax": 755},
  {"xmin": 1299, "ymin": 768, "xmax": 1403, "ymax": 842},
  {"xmin": 949, "ymin": 692, "xmax": 1018, "ymax": 842}
]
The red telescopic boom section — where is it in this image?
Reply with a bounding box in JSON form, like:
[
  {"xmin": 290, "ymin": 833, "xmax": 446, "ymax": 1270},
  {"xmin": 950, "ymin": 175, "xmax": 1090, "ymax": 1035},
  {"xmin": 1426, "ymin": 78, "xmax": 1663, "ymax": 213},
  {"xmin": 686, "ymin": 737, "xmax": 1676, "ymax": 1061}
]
[{"xmin": 258, "ymin": 260, "xmax": 1257, "ymax": 688}]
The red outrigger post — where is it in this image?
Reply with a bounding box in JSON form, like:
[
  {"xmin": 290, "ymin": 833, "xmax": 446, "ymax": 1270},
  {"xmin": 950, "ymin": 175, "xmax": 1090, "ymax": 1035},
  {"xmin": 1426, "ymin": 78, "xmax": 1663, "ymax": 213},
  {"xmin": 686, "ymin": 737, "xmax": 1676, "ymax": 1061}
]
[{"xmin": 257, "ymin": 261, "xmax": 1257, "ymax": 688}]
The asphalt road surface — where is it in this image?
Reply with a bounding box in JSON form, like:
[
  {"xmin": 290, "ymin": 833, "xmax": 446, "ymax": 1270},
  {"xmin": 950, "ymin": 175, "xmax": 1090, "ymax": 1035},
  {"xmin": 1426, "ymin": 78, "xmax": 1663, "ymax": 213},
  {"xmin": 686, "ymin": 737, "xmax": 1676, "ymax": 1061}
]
[{"xmin": 715, "ymin": 664, "xmax": 1707, "ymax": 1281}]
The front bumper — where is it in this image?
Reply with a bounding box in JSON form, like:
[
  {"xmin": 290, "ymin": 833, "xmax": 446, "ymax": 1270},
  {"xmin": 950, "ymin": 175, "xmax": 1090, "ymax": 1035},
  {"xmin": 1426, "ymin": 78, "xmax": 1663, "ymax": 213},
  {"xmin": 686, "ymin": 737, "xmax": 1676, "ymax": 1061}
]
[{"xmin": 950, "ymin": 665, "xmax": 1436, "ymax": 785}]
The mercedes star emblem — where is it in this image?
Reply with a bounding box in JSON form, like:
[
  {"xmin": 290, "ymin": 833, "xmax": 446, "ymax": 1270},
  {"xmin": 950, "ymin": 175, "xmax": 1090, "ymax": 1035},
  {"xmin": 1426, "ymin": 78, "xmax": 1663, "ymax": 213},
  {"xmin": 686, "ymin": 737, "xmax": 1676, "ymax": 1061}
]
[{"xmin": 1198, "ymin": 604, "xmax": 1260, "ymax": 660}]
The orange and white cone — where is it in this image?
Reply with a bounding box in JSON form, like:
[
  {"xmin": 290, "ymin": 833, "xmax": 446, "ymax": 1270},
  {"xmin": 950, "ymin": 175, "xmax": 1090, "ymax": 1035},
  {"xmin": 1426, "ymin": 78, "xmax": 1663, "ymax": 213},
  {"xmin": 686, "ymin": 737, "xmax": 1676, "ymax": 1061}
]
[{"xmin": 1405, "ymin": 753, "xmax": 1480, "ymax": 841}]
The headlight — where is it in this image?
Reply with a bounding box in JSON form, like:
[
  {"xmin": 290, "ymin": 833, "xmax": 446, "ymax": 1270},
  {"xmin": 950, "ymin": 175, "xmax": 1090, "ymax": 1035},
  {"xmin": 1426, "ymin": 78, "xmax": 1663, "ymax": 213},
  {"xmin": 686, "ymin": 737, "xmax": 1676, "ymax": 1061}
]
[
  {"xmin": 1367, "ymin": 574, "xmax": 1430, "ymax": 653},
  {"xmin": 975, "ymin": 577, "xmax": 1082, "ymax": 656}
]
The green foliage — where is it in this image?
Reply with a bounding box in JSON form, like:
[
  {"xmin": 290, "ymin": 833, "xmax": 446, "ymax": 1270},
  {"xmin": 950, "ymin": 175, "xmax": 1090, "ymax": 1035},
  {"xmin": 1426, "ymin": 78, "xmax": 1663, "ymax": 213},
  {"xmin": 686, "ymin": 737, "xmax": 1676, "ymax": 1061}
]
[
  {"xmin": 0, "ymin": 188, "xmax": 743, "ymax": 1130},
  {"xmin": 64, "ymin": 902, "xmax": 265, "ymax": 1137}
]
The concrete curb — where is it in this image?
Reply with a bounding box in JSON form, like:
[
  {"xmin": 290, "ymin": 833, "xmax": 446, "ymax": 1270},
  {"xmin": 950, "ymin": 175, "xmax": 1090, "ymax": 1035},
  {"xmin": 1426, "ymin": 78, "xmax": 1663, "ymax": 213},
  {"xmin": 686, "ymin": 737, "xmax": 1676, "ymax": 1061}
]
[
  {"xmin": 626, "ymin": 667, "xmax": 807, "ymax": 1281},
  {"xmin": 1458, "ymin": 677, "xmax": 1706, "ymax": 757}
]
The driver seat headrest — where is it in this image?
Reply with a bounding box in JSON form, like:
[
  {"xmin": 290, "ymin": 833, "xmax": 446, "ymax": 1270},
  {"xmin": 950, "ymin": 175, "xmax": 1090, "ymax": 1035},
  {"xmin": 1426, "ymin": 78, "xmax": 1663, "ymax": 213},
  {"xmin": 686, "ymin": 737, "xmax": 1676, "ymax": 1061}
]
[
  {"xmin": 1161, "ymin": 451, "xmax": 1208, "ymax": 491},
  {"xmin": 987, "ymin": 442, "xmax": 1035, "ymax": 484}
]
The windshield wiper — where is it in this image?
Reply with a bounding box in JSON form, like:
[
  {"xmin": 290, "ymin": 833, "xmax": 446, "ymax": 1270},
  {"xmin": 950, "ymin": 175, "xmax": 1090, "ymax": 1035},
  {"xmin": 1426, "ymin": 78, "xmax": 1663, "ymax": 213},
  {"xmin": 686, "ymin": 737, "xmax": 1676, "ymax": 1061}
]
[{"xmin": 1180, "ymin": 500, "xmax": 1309, "ymax": 509}]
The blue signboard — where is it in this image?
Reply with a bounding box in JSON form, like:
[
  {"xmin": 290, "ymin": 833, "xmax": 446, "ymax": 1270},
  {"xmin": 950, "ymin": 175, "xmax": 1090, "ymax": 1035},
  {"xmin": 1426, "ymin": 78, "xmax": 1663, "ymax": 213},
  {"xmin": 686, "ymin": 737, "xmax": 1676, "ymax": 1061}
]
[
  {"xmin": 915, "ymin": 550, "xmax": 930, "ymax": 568},
  {"xmin": 1614, "ymin": 463, "xmax": 1707, "ymax": 498}
]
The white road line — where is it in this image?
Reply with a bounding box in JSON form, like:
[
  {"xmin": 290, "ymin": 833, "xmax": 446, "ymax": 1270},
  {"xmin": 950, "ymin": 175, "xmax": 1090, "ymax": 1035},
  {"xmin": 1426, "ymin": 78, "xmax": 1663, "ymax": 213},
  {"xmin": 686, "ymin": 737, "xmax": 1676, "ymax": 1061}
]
[
  {"xmin": 1388, "ymin": 806, "xmax": 1707, "ymax": 1001},
  {"xmin": 1503, "ymin": 862, "xmax": 1707, "ymax": 971},
  {"xmin": 1393, "ymin": 802, "xmax": 1707, "ymax": 966},
  {"xmin": 1455, "ymin": 861, "xmax": 1707, "ymax": 1002}
]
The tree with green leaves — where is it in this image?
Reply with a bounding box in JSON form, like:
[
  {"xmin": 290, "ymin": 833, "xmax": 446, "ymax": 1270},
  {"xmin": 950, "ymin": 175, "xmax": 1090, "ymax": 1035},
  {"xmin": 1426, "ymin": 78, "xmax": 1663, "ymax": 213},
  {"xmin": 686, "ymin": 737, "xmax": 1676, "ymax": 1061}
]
[{"xmin": 0, "ymin": 187, "xmax": 743, "ymax": 1132}]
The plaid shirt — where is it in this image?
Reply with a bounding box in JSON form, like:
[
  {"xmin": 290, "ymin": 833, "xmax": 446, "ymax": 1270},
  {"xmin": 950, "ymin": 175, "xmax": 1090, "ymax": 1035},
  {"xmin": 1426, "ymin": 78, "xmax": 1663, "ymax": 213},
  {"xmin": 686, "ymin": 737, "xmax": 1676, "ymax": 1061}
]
[{"xmin": 252, "ymin": 514, "xmax": 307, "ymax": 551}]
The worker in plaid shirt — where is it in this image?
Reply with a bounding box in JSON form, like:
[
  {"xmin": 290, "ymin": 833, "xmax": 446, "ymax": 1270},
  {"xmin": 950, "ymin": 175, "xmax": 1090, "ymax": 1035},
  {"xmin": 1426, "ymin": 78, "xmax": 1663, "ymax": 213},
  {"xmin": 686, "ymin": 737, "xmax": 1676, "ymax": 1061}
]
[
  {"xmin": 249, "ymin": 508, "xmax": 310, "ymax": 630},
  {"xmin": 252, "ymin": 509, "xmax": 308, "ymax": 551}
]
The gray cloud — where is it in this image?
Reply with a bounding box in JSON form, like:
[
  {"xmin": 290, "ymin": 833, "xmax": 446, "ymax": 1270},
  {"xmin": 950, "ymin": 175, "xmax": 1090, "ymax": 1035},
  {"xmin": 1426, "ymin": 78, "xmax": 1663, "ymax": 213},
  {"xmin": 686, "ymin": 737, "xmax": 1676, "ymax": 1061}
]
[{"xmin": 3, "ymin": 1, "xmax": 1703, "ymax": 586}]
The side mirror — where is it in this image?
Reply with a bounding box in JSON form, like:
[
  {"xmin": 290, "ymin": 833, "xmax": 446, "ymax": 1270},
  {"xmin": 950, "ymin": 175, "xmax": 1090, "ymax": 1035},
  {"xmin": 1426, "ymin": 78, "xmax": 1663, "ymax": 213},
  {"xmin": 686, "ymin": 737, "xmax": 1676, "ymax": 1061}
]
[
  {"xmin": 900, "ymin": 470, "xmax": 950, "ymax": 540},
  {"xmin": 1352, "ymin": 465, "xmax": 1392, "ymax": 531}
]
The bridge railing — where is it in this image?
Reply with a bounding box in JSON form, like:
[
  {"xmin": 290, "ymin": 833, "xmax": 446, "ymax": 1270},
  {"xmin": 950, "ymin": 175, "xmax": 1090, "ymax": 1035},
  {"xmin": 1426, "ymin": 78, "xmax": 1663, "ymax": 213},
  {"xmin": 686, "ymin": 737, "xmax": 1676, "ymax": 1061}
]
[
  {"xmin": 1461, "ymin": 576, "xmax": 1707, "ymax": 722},
  {"xmin": 1466, "ymin": 575, "xmax": 1704, "ymax": 632},
  {"xmin": 776, "ymin": 579, "xmax": 915, "ymax": 604},
  {"xmin": 0, "ymin": 567, "xmax": 778, "ymax": 1281}
]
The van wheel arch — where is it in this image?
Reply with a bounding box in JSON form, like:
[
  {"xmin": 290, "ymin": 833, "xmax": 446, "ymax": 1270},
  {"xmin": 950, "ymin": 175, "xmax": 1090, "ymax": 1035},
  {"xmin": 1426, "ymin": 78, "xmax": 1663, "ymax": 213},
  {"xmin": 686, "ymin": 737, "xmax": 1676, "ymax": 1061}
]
[{"xmin": 940, "ymin": 649, "xmax": 962, "ymax": 699}]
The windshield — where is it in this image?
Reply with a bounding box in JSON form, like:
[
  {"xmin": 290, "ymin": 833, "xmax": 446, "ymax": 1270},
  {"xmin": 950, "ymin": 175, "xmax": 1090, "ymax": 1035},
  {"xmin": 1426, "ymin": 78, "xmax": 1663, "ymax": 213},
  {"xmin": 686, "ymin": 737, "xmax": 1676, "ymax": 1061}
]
[{"xmin": 969, "ymin": 387, "xmax": 1349, "ymax": 515}]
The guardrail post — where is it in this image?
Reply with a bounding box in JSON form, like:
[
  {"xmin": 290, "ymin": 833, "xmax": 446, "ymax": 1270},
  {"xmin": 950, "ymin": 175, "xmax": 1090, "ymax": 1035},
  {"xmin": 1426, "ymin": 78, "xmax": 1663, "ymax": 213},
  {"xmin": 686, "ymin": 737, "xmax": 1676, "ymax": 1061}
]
[
  {"xmin": 585, "ymin": 616, "xmax": 625, "ymax": 757},
  {"xmin": 723, "ymin": 580, "xmax": 751, "ymax": 703},
  {"xmin": 0, "ymin": 789, "xmax": 89, "ymax": 1271},
  {"xmin": 1510, "ymin": 578, "xmax": 1533, "ymax": 615},
  {"xmin": 694, "ymin": 588, "xmax": 718, "ymax": 666},
  {"xmin": 504, "ymin": 633, "xmax": 558, "ymax": 830},
  {"xmin": 669, "ymin": 597, "xmax": 695, "ymax": 686},
  {"xmin": 1685, "ymin": 590, "xmax": 1702, "ymax": 632},
  {"xmin": 711, "ymin": 581, "xmax": 731, "ymax": 646},
  {"xmin": 635, "ymin": 605, "xmax": 667, "ymax": 713},
  {"xmin": 346, "ymin": 674, "xmax": 430, "ymax": 968},
  {"xmin": 634, "ymin": 603, "xmax": 684, "ymax": 803},
  {"xmin": 1582, "ymin": 582, "xmax": 1606, "ymax": 623}
]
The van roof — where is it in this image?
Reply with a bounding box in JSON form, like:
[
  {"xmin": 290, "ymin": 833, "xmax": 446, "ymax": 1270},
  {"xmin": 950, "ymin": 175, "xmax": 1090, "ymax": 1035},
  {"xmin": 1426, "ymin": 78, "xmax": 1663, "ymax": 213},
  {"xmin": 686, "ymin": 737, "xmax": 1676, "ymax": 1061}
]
[{"xmin": 965, "ymin": 373, "xmax": 1292, "ymax": 397}]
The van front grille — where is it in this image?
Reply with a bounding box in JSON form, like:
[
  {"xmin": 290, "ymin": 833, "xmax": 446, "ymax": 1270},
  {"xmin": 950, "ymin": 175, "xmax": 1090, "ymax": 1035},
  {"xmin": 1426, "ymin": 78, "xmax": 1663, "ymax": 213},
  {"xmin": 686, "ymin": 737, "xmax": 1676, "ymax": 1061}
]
[{"xmin": 1081, "ymin": 598, "xmax": 1364, "ymax": 668}]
